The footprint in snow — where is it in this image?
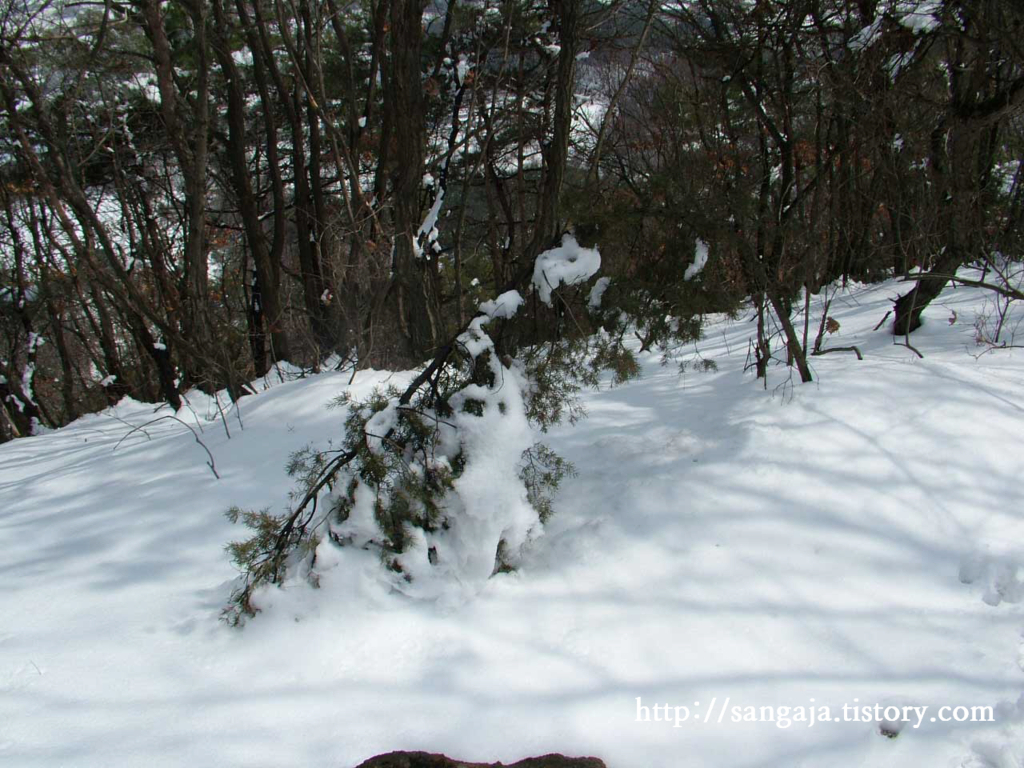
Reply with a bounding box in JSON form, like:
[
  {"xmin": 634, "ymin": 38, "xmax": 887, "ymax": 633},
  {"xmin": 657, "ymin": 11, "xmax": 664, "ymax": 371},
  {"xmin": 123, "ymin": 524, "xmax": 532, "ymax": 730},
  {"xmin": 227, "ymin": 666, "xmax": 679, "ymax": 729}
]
[{"xmin": 959, "ymin": 552, "xmax": 1024, "ymax": 606}]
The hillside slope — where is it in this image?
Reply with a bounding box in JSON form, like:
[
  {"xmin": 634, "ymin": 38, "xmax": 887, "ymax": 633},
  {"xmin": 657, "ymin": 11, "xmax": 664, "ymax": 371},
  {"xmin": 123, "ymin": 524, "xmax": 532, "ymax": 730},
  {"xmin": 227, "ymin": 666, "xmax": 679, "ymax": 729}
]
[{"xmin": 2, "ymin": 278, "xmax": 1024, "ymax": 768}]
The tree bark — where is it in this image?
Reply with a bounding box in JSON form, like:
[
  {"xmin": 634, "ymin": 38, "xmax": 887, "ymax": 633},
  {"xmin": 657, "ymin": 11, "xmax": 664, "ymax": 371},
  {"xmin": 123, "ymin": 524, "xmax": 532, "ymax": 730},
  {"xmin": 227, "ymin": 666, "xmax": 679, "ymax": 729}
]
[{"xmin": 388, "ymin": 0, "xmax": 442, "ymax": 360}]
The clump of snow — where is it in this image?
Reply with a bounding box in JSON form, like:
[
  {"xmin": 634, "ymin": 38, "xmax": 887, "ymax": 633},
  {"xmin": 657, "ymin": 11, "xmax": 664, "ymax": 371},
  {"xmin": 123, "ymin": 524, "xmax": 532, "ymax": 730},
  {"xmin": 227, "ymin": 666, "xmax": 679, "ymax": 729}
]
[
  {"xmin": 898, "ymin": 0, "xmax": 941, "ymax": 33},
  {"xmin": 532, "ymin": 234, "xmax": 601, "ymax": 305},
  {"xmin": 959, "ymin": 550, "xmax": 1024, "ymax": 606},
  {"xmin": 20, "ymin": 332, "xmax": 44, "ymax": 410},
  {"xmin": 848, "ymin": 17, "xmax": 884, "ymax": 51},
  {"xmin": 455, "ymin": 315, "xmax": 493, "ymax": 359},
  {"xmin": 588, "ymin": 277, "xmax": 611, "ymax": 310},
  {"xmin": 362, "ymin": 401, "xmax": 399, "ymax": 455},
  {"xmin": 479, "ymin": 290, "xmax": 524, "ymax": 320},
  {"xmin": 886, "ymin": 50, "xmax": 915, "ymax": 79},
  {"xmin": 414, "ymin": 187, "xmax": 445, "ymax": 259},
  {"xmin": 684, "ymin": 238, "xmax": 709, "ymax": 281}
]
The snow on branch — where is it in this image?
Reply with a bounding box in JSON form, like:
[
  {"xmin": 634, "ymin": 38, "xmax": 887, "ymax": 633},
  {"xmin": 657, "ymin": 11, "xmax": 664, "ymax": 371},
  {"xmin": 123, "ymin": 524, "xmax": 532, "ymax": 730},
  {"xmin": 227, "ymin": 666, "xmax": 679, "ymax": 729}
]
[
  {"xmin": 414, "ymin": 187, "xmax": 445, "ymax": 260},
  {"xmin": 684, "ymin": 239, "xmax": 709, "ymax": 282},
  {"xmin": 479, "ymin": 290, "xmax": 524, "ymax": 320},
  {"xmin": 532, "ymin": 234, "xmax": 601, "ymax": 305}
]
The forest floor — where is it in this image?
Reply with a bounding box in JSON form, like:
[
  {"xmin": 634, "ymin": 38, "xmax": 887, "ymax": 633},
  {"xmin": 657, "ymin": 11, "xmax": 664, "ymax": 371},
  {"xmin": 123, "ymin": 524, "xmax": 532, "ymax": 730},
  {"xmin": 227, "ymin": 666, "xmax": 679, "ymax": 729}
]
[{"xmin": 3, "ymin": 275, "xmax": 1024, "ymax": 768}]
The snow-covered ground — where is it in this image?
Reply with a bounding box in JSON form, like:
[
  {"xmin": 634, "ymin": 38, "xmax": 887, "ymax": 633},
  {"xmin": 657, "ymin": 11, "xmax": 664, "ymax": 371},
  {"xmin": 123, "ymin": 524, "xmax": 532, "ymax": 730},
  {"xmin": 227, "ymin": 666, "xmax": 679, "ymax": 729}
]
[{"xmin": 3, "ymin": 278, "xmax": 1024, "ymax": 768}]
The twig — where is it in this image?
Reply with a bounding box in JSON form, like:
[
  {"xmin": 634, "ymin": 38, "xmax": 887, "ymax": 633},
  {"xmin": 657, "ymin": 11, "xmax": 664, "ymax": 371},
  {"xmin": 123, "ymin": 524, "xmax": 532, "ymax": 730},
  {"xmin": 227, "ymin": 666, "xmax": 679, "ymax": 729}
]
[
  {"xmin": 106, "ymin": 413, "xmax": 152, "ymax": 441},
  {"xmin": 898, "ymin": 273, "xmax": 1024, "ymax": 303},
  {"xmin": 213, "ymin": 394, "xmax": 231, "ymax": 440},
  {"xmin": 265, "ymin": 447, "xmax": 359, "ymax": 573},
  {"xmin": 894, "ymin": 340, "xmax": 924, "ymax": 359},
  {"xmin": 113, "ymin": 415, "xmax": 220, "ymax": 479},
  {"xmin": 178, "ymin": 393, "xmax": 205, "ymax": 433},
  {"xmin": 873, "ymin": 310, "xmax": 892, "ymax": 332},
  {"xmin": 812, "ymin": 345, "xmax": 863, "ymax": 360}
]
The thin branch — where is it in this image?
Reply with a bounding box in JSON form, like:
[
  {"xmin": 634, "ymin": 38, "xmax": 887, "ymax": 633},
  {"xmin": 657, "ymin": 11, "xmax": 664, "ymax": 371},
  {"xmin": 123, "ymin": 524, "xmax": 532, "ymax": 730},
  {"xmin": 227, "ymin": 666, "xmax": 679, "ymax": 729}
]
[
  {"xmin": 811, "ymin": 345, "xmax": 863, "ymax": 360},
  {"xmin": 113, "ymin": 415, "xmax": 220, "ymax": 479},
  {"xmin": 897, "ymin": 273, "xmax": 1024, "ymax": 303},
  {"xmin": 894, "ymin": 340, "xmax": 924, "ymax": 359}
]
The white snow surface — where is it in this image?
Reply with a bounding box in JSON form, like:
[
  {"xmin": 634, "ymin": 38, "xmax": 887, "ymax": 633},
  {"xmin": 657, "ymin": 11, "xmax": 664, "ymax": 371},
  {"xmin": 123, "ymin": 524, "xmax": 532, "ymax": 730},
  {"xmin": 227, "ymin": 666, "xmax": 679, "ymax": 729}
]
[{"xmin": 3, "ymin": 278, "xmax": 1024, "ymax": 767}]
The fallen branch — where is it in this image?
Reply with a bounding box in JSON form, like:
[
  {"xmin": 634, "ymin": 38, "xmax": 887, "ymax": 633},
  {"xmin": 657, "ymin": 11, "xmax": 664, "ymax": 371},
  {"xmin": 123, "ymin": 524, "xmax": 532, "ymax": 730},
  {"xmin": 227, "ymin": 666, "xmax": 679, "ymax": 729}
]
[
  {"xmin": 811, "ymin": 345, "xmax": 863, "ymax": 360},
  {"xmin": 897, "ymin": 273, "xmax": 1024, "ymax": 303},
  {"xmin": 894, "ymin": 340, "xmax": 924, "ymax": 359}
]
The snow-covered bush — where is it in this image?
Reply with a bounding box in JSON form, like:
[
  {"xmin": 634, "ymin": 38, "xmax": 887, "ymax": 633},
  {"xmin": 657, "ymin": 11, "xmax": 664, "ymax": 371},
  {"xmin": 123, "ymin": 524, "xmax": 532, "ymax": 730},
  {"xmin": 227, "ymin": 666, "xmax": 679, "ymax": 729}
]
[
  {"xmin": 224, "ymin": 233, "xmax": 664, "ymax": 621},
  {"xmin": 224, "ymin": 294, "xmax": 576, "ymax": 622}
]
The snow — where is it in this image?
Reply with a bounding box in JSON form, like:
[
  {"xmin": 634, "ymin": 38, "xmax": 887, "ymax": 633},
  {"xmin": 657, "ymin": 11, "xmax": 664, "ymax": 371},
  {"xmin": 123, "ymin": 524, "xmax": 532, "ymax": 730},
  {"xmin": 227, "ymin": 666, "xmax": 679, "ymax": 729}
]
[
  {"xmin": 588, "ymin": 277, "xmax": 611, "ymax": 310},
  {"xmin": 363, "ymin": 400, "xmax": 399, "ymax": 455},
  {"xmin": 848, "ymin": 17, "xmax": 884, "ymax": 52},
  {"xmin": 399, "ymin": 355, "xmax": 539, "ymax": 598},
  {"xmin": 532, "ymin": 234, "xmax": 601, "ymax": 306},
  {"xmin": 231, "ymin": 49, "xmax": 253, "ymax": 68},
  {"xmin": 898, "ymin": 0, "xmax": 941, "ymax": 33},
  {"xmin": 325, "ymin": 304, "xmax": 539, "ymax": 605},
  {"xmin": 21, "ymin": 333, "xmax": 43, "ymax": 408},
  {"xmin": 3, "ymin": 277, "xmax": 1024, "ymax": 767},
  {"xmin": 456, "ymin": 315, "xmax": 494, "ymax": 359},
  {"xmin": 478, "ymin": 290, "xmax": 523, "ymax": 320},
  {"xmin": 0, "ymin": 285, "xmax": 38, "ymax": 305},
  {"xmin": 848, "ymin": 2, "xmax": 940, "ymax": 54},
  {"xmin": 414, "ymin": 188, "xmax": 445, "ymax": 259},
  {"xmin": 684, "ymin": 238, "xmax": 709, "ymax": 281}
]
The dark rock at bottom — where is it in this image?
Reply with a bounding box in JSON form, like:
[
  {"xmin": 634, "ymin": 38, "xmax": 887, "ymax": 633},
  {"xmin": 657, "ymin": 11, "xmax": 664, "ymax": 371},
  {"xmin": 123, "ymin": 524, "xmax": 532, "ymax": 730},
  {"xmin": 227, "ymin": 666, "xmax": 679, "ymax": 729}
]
[{"xmin": 353, "ymin": 751, "xmax": 607, "ymax": 768}]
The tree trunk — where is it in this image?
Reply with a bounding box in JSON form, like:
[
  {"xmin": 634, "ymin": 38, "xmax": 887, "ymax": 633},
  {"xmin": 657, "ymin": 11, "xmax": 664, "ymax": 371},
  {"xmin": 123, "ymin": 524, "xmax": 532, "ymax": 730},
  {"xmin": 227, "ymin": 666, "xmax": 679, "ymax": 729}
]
[{"xmin": 388, "ymin": 0, "xmax": 442, "ymax": 361}]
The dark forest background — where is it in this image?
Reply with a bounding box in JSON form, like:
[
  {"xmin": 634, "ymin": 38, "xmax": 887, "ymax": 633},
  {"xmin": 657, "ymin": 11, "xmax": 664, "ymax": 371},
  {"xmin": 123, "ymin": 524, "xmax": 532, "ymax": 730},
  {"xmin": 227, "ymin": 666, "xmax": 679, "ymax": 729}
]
[{"xmin": 1, "ymin": 0, "xmax": 1022, "ymax": 440}]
